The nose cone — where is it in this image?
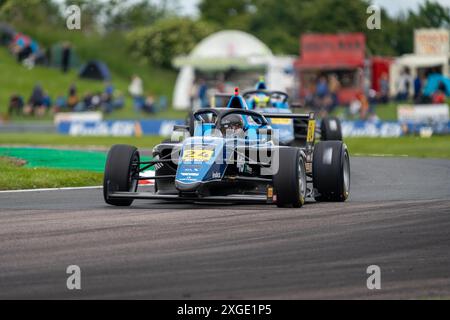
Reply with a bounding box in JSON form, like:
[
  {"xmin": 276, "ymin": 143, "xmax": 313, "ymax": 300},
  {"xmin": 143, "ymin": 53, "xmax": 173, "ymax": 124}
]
[{"xmin": 175, "ymin": 180, "xmax": 201, "ymax": 192}]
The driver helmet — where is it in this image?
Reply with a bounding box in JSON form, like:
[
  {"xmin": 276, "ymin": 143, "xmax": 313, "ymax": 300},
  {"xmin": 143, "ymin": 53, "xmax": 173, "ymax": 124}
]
[
  {"xmin": 253, "ymin": 94, "xmax": 270, "ymax": 108},
  {"xmin": 222, "ymin": 114, "xmax": 244, "ymax": 135}
]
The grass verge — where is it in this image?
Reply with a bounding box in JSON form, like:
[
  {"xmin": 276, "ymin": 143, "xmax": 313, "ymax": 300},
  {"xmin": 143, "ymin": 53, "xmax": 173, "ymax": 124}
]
[
  {"xmin": 0, "ymin": 157, "xmax": 102, "ymax": 190},
  {"xmin": 345, "ymin": 136, "xmax": 450, "ymax": 159},
  {"xmin": 1, "ymin": 134, "xmax": 450, "ymax": 159},
  {"xmin": 0, "ymin": 134, "xmax": 163, "ymax": 149}
]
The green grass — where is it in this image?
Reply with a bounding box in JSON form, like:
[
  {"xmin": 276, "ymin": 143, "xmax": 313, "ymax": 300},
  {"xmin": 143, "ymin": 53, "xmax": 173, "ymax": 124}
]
[
  {"xmin": 1, "ymin": 133, "xmax": 450, "ymax": 159},
  {"xmin": 0, "ymin": 35, "xmax": 183, "ymax": 121},
  {"xmin": 331, "ymin": 103, "xmax": 399, "ymax": 121},
  {"xmin": 0, "ymin": 157, "xmax": 102, "ymax": 190},
  {"xmin": 345, "ymin": 136, "xmax": 450, "ymax": 159},
  {"xmin": 0, "ymin": 133, "xmax": 163, "ymax": 149}
]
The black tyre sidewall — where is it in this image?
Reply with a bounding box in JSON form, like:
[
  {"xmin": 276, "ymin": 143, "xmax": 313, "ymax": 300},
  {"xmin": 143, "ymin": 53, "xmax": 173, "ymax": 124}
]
[
  {"xmin": 321, "ymin": 117, "xmax": 343, "ymax": 141},
  {"xmin": 313, "ymin": 141, "xmax": 349, "ymax": 202},
  {"xmin": 103, "ymin": 144, "xmax": 139, "ymax": 206},
  {"xmin": 273, "ymin": 148, "xmax": 305, "ymax": 208}
]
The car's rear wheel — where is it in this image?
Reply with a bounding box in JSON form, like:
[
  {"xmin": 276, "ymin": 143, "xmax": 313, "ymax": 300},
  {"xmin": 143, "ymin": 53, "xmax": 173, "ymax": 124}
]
[
  {"xmin": 313, "ymin": 141, "xmax": 350, "ymax": 202},
  {"xmin": 321, "ymin": 117, "xmax": 343, "ymax": 141},
  {"xmin": 273, "ymin": 148, "xmax": 307, "ymax": 208},
  {"xmin": 103, "ymin": 144, "xmax": 140, "ymax": 206}
]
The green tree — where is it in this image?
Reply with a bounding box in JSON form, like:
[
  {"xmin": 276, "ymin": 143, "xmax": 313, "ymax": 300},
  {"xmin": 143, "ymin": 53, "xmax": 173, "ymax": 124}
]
[
  {"xmin": 408, "ymin": 0, "xmax": 450, "ymax": 28},
  {"xmin": 199, "ymin": 0, "xmax": 256, "ymax": 30},
  {"xmin": 127, "ymin": 18, "xmax": 216, "ymax": 68},
  {"xmin": 0, "ymin": 0, "xmax": 62, "ymax": 27},
  {"xmin": 103, "ymin": 0, "xmax": 166, "ymax": 31}
]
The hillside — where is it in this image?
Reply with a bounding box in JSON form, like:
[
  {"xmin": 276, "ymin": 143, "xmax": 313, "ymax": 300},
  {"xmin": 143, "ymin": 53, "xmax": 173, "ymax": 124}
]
[{"xmin": 0, "ymin": 29, "xmax": 182, "ymax": 121}]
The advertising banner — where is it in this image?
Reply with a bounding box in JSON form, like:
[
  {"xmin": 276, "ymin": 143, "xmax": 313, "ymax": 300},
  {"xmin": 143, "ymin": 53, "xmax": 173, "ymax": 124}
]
[
  {"xmin": 398, "ymin": 104, "xmax": 449, "ymax": 124},
  {"xmin": 414, "ymin": 29, "xmax": 449, "ymax": 56},
  {"xmin": 58, "ymin": 119, "xmax": 184, "ymax": 137}
]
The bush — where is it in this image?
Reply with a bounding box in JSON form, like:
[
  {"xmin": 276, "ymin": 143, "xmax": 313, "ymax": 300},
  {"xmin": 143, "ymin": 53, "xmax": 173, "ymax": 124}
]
[{"xmin": 127, "ymin": 18, "xmax": 216, "ymax": 69}]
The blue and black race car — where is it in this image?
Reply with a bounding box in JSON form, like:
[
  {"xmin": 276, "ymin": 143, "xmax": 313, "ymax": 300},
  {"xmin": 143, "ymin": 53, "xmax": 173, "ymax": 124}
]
[
  {"xmin": 103, "ymin": 89, "xmax": 350, "ymax": 208},
  {"xmin": 243, "ymin": 79, "xmax": 343, "ymax": 146}
]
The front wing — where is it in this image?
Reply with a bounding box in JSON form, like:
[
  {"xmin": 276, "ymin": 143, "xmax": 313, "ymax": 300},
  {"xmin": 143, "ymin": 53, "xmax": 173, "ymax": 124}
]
[{"xmin": 108, "ymin": 191, "xmax": 275, "ymax": 204}]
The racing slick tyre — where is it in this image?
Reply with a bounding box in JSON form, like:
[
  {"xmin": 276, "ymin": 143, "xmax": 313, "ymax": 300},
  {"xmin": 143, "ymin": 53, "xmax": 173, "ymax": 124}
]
[
  {"xmin": 313, "ymin": 141, "xmax": 350, "ymax": 202},
  {"xmin": 273, "ymin": 148, "xmax": 307, "ymax": 208},
  {"xmin": 103, "ymin": 144, "xmax": 140, "ymax": 206},
  {"xmin": 321, "ymin": 117, "xmax": 343, "ymax": 141}
]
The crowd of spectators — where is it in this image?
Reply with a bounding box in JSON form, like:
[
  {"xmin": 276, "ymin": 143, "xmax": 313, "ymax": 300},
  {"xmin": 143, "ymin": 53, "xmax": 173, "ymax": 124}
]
[
  {"xmin": 303, "ymin": 74, "xmax": 341, "ymax": 117},
  {"xmin": 7, "ymin": 83, "xmax": 125, "ymax": 117},
  {"xmin": 396, "ymin": 67, "xmax": 449, "ymax": 105},
  {"xmin": 7, "ymin": 75, "xmax": 168, "ymax": 118}
]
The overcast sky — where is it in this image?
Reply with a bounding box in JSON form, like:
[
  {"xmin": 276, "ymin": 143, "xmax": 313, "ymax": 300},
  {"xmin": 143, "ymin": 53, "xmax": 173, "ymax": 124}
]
[{"xmin": 55, "ymin": 0, "xmax": 450, "ymax": 17}]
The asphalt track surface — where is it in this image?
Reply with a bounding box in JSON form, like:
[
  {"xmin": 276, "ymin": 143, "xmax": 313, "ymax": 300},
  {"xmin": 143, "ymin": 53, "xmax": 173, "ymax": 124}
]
[{"xmin": 0, "ymin": 157, "xmax": 449, "ymax": 299}]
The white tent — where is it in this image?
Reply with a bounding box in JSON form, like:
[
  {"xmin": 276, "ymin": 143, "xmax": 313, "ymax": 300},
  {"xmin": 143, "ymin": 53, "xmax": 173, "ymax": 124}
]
[
  {"xmin": 173, "ymin": 30, "xmax": 282, "ymax": 110},
  {"xmin": 173, "ymin": 30, "xmax": 273, "ymax": 71}
]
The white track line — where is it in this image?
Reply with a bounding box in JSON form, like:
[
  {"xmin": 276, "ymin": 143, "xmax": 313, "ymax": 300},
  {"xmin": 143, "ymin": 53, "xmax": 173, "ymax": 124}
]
[
  {"xmin": 0, "ymin": 186, "xmax": 102, "ymax": 194},
  {"xmin": 353, "ymin": 153, "xmax": 409, "ymax": 158}
]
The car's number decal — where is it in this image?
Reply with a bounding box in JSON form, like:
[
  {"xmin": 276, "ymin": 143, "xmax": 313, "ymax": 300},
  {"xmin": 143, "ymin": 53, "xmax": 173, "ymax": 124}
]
[{"xmin": 182, "ymin": 149, "xmax": 214, "ymax": 161}]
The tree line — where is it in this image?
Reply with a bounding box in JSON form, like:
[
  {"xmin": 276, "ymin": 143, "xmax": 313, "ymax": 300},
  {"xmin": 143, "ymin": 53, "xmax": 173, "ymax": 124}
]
[{"xmin": 0, "ymin": 0, "xmax": 449, "ymax": 69}]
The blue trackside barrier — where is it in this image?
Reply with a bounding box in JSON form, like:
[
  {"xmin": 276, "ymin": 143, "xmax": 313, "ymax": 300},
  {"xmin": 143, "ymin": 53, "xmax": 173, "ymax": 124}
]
[
  {"xmin": 57, "ymin": 119, "xmax": 450, "ymax": 137},
  {"xmin": 58, "ymin": 119, "xmax": 184, "ymax": 137},
  {"xmin": 341, "ymin": 120, "xmax": 450, "ymax": 137}
]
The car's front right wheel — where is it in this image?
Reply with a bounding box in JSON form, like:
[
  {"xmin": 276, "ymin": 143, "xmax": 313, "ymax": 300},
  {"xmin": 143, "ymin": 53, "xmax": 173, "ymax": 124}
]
[{"xmin": 103, "ymin": 144, "xmax": 140, "ymax": 206}]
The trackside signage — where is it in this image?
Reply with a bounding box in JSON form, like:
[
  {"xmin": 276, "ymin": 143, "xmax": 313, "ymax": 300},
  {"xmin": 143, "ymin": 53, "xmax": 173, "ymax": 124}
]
[
  {"xmin": 398, "ymin": 104, "xmax": 449, "ymax": 124},
  {"xmin": 58, "ymin": 120, "xmax": 184, "ymax": 137},
  {"xmin": 341, "ymin": 120, "xmax": 450, "ymax": 137},
  {"xmin": 341, "ymin": 121, "xmax": 402, "ymax": 137},
  {"xmin": 58, "ymin": 119, "xmax": 450, "ymax": 137}
]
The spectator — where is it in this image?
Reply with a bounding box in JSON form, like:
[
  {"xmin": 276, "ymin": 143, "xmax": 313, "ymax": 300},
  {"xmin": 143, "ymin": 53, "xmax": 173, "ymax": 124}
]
[
  {"xmin": 315, "ymin": 76, "xmax": 329, "ymax": 98},
  {"xmin": 128, "ymin": 75, "xmax": 144, "ymax": 112},
  {"xmin": 198, "ymin": 79, "xmax": 208, "ymax": 109},
  {"xmin": 102, "ymin": 83, "xmax": 114, "ymax": 113},
  {"xmin": 91, "ymin": 92, "xmax": 102, "ymax": 110},
  {"xmin": 327, "ymin": 74, "xmax": 340, "ymax": 113},
  {"xmin": 414, "ymin": 72, "xmax": 423, "ymax": 102},
  {"xmin": 8, "ymin": 94, "xmax": 24, "ymax": 116},
  {"xmin": 112, "ymin": 91, "xmax": 125, "ymax": 111},
  {"xmin": 38, "ymin": 91, "xmax": 52, "ymax": 116},
  {"xmin": 61, "ymin": 42, "xmax": 72, "ymax": 73},
  {"xmin": 67, "ymin": 84, "xmax": 79, "ymax": 110},
  {"xmin": 432, "ymin": 82, "xmax": 447, "ymax": 104},
  {"xmin": 143, "ymin": 94, "xmax": 155, "ymax": 113},
  {"xmin": 379, "ymin": 72, "xmax": 389, "ymax": 104},
  {"xmin": 54, "ymin": 95, "xmax": 67, "ymax": 112},
  {"xmin": 314, "ymin": 75, "xmax": 329, "ymax": 113},
  {"xmin": 396, "ymin": 67, "xmax": 412, "ymax": 101},
  {"xmin": 74, "ymin": 92, "xmax": 93, "ymax": 112},
  {"xmin": 24, "ymin": 84, "xmax": 44, "ymax": 116},
  {"xmin": 17, "ymin": 44, "xmax": 32, "ymax": 63}
]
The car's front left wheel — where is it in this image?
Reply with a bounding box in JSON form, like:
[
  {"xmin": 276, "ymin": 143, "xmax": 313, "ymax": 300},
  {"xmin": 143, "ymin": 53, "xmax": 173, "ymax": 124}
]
[{"xmin": 103, "ymin": 144, "xmax": 140, "ymax": 206}]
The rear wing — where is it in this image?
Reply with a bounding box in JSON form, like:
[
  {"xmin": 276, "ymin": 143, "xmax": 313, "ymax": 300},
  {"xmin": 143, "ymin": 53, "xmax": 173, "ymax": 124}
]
[{"xmin": 262, "ymin": 112, "xmax": 316, "ymax": 156}]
